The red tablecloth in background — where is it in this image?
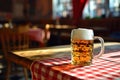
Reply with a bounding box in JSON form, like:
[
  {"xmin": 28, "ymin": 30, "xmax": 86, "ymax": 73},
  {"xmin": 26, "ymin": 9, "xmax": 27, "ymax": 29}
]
[
  {"xmin": 31, "ymin": 51, "xmax": 120, "ymax": 80},
  {"xmin": 28, "ymin": 29, "xmax": 44, "ymax": 42},
  {"xmin": 28, "ymin": 28, "xmax": 50, "ymax": 47}
]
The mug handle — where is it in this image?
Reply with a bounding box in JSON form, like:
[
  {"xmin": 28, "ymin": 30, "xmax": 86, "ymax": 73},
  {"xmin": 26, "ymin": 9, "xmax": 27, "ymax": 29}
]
[{"xmin": 94, "ymin": 36, "xmax": 104, "ymax": 59}]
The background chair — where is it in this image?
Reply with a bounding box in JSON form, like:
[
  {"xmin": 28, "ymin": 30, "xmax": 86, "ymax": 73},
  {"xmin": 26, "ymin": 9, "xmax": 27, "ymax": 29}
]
[{"xmin": 0, "ymin": 27, "xmax": 29, "ymax": 80}]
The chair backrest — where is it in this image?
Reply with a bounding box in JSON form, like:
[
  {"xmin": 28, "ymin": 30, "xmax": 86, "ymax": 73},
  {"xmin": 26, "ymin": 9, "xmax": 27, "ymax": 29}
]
[{"xmin": 0, "ymin": 27, "xmax": 29, "ymax": 58}]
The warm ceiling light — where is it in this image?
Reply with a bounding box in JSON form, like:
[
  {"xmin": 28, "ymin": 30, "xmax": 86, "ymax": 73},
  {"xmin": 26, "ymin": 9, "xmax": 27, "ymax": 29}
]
[{"xmin": 4, "ymin": 23, "xmax": 9, "ymax": 28}]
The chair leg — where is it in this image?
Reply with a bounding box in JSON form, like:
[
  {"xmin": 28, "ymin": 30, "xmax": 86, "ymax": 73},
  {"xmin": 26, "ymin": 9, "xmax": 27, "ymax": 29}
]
[
  {"xmin": 23, "ymin": 68, "xmax": 28, "ymax": 80},
  {"xmin": 5, "ymin": 61, "xmax": 11, "ymax": 80}
]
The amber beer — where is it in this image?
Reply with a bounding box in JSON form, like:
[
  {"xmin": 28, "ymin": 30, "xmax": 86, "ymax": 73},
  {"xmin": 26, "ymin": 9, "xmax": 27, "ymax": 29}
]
[{"xmin": 71, "ymin": 28, "xmax": 104, "ymax": 66}]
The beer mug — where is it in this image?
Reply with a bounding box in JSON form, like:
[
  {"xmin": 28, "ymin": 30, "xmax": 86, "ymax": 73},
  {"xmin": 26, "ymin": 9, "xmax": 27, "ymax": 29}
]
[{"xmin": 71, "ymin": 28, "xmax": 104, "ymax": 66}]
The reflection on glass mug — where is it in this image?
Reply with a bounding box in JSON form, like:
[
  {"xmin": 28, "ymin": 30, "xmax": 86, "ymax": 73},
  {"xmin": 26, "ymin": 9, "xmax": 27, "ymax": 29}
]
[{"xmin": 71, "ymin": 28, "xmax": 104, "ymax": 66}]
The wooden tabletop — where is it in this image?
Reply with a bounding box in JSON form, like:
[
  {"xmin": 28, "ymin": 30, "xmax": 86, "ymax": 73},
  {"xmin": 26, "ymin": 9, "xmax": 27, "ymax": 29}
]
[{"xmin": 9, "ymin": 42, "xmax": 120, "ymax": 69}]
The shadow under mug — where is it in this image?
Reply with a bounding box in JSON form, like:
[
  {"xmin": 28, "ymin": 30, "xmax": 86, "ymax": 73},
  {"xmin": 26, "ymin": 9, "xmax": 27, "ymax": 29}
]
[{"xmin": 71, "ymin": 28, "xmax": 104, "ymax": 66}]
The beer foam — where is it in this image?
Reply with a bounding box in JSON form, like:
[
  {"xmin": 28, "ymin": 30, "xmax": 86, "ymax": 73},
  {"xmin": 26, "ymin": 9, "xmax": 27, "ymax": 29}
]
[{"xmin": 71, "ymin": 28, "xmax": 94, "ymax": 40}]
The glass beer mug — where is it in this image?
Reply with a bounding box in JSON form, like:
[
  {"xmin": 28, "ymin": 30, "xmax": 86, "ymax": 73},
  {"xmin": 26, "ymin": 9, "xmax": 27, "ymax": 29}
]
[{"xmin": 71, "ymin": 28, "xmax": 104, "ymax": 66}]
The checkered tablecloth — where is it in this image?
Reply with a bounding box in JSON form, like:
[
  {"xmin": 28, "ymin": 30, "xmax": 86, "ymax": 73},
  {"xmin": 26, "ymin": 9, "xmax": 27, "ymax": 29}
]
[{"xmin": 31, "ymin": 51, "xmax": 120, "ymax": 80}]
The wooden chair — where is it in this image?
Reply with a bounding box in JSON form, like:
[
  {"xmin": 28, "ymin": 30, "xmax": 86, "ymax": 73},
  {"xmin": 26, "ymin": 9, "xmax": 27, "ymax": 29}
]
[{"xmin": 0, "ymin": 27, "xmax": 29, "ymax": 80}]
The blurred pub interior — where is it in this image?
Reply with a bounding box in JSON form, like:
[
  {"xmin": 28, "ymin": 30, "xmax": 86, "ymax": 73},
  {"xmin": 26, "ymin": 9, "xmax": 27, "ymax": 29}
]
[{"xmin": 0, "ymin": 0, "xmax": 120, "ymax": 79}]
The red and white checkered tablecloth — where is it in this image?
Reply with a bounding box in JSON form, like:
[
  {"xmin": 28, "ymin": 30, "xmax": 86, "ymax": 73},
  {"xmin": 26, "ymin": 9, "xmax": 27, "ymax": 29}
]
[{"xmin": 31, "ymin": 51, "xmax": 120, "ymax": 80}]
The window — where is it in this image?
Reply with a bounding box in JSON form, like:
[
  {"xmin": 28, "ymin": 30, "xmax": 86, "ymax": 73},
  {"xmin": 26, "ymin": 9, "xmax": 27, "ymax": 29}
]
[
  {"xmin": 52, "ymin": 0, "xmax": 72, "ymax": 19},
  {"xmin": 83, "ymin": 0, "xmax": 120, "ymax": 19}
]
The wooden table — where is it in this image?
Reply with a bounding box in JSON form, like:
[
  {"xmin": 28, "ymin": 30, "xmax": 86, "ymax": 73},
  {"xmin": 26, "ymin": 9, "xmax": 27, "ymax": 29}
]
[
  {"xmin": 8, "ymin": 42, "xmax": 120, "ymax": 80},
  {"xmin": 9, "ymin": 42, "xmax": 120, "ymax": 70}
]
